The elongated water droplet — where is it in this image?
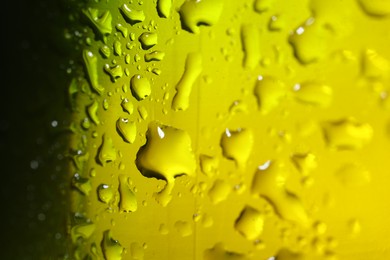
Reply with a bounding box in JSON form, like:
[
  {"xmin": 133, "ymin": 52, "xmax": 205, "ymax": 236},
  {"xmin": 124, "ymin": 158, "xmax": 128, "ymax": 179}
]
[
  {"xmin": 254, "ymin": 76, "xmax": 286, "ymax": 114},
  {"xmin": 138, "ymin": 106, "xmax": 148, "ymax": 120},
  {"xmin": 136, "ymin": 122, "xmax": 196, "ymax": 206},
  {"xmin": 241, "ymin": 24, "xmax": 260, "ymax": 69},
  {"xmin": 208, "ymin": 179, "xmax": 231, "ymax": 204},
  {"xmin": 235, "ymin": 206, "xmax": 264, "ymax": 240},
  {"xmin": 113, "ymin": 41, "xmax": 122, "ymax": 56},
  {"xmin": 204, "ymin": 243, "xmax": 249, "ymax": 260},
  {"xmin": 179, "ymin": 0, "xmax": 224, "ymax": 34},
  {"xmin": 220, "ymin": 128, "xmax": 253, "ymax": 169},
  {"xmin": 293, "ymin": 82, "xmax": 333, "ymax": 107},
  {"xmin": 172, "ymin": 52, "xmax": 202, "ymax": 111},
  {"xmin": 144, "ymin": 51, "xmax": 165, "ymax": 62},
  {"xmin": 131, "ymin": 74, "xmax": 151, "ymax": 100},
  {"xmin": 101, "ymin": 230, "xmax": 123, "ymax": 260},
  {"xmin": 119, "ymin": 4, "xmax": 145, "ymax": 24},
  {"xmin": 87, "ymin": 100, "xmax": 100, "ymax": 125},
  {"xmin": 83, "ymin": 50, "xmax": 104, "ymax": 94},
  {"xmin": 100, "ymin": 45, "xmax": 111, "ymax": 58},
  {"xmin": 98, "ymin": 134, "xmax": 117, "ymax": 166},
  {"xmin": 116, "ymin": 118, "xmax": 137, "ymax": 144},
  {"xmin": 322, "ymin": 118, "xmax": 373, "ymax": 150},
  {"xmin": 118, "ymin": 174, "xmax": 137, "ymax": 212}
]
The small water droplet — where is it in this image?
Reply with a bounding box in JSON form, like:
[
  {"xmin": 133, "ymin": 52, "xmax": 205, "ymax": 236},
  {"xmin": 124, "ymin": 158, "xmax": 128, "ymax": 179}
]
[
  {"xmin": 157, "ymin": 0, "xmax": 172, "ymax": 18},
  {"xmin": 97, "ymin": 134, "xmax": 117, "ymax": 166},
  {"xmin": 71, "ymin": 223, "xmax": 96, "ymax": 243},
  {"xmin": 130, "ymin": 242, "xmax": 144, "ymax": 260},
  {"xmin": 121, "ymin": 98, "xmax": 134, "ymax": 114},
  {"xmin": 101, "ymin": 230, "xmax": 124, "ymax": 260},
  {"xmin": 83, "ymin": 50, "xmax": 104, "ymax": 94},
  {"xmin": 83, "ymin": 8, "xmax": 113, "ymax": 39},
  {"xmin": 144, "ymin": 51, "xmax": 165, "ymax": 62},
  {"xmin": 253, "ymin": 76, "xmax": 286, "ymax": 114},
  {"xmin": 115, "ymin": 23, "xmax": 128, "ymax": 38},
  {"xmin": 104, "ymin": 64, "xmax": 123, "ymax": 82},
  {"xmin": 72, "ymin": 174, "xmax": 92, "ymax": 196},
  {"xmin": 97, "ymin": 184, "xmax": 114, "ymax": 204},
  {"xmin": 174, "ymin": 220, "xmax": 192, "ymax": 237},
  {"xmin": 199, "ymin": 154, "xmax": 219, "ymax": 177},
  {"xmin": 116, "ymin": 117, "xmax": 137, "ymax": 144},
  {"xmin": 335, "ymin": 163, "xmax": 371, "ymax": 187},
  {"xmin": 220, "ymin": 128, "xmax": 253, "ymax": 169},
  {"xmin": 118, "ymin": 174, "xmax": 137, "ymax": 212},
  {"xmin": 113, "ymin": 41, "xmax": 122, "ymax": 56},
  {"xmin": 293, "ymin": 82, "xmax": 333, "ymax": 107},
  {"xmin": 139, "ymin": 32, "xmax": 158, "ymax": 49},
  {"xmin": 119, "ymin": 4, "xmax": 145, "ymax": 24},
  {"xmin": 208, "ymin": 179, "xmax": 231, "ymax": 204},
  {"xmin": 159, "ymin": 223, "xmax": 169, "ymax": 235}
]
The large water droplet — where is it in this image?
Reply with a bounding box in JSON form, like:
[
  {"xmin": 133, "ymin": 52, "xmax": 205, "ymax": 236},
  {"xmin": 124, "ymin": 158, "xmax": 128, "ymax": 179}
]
[
  {"xmin": 116, "ymin": 117, "xmax": 137, "ymax": 144},
  {"xmin": 208, "ymin": 179, "xmax": 231, "ymax": 204},
  {"xmin": 251, "ymin": 161, "xmax": 309, "ymax": 226},
  {"xmin": 253, "ymin": 76, "xmax": 286, "ymax": 114},
  {"xmin": 101, "ymin": 230, "xmax": 124, "ymax": 260},
  {"xmin": 172, "ymin": 52, "xmax": 202, "ymax": 111},
  {"xmin": 136, "ymin": 122, "xmax": 196, "ymax": 206},
  {"xmin": 179, "ymin": 0, "xmax": 224, "ymax": 34},
  {"xmin": 322, "ymin": 118, "xmax": 373, "ymax": 150},
  {"xmin": 130, "ymin": 74, "xmax": 151, "ymax": 100},
  {"xmin": 335, "ymin": 163, "xmax": 371, "ymax": 187},
  {"xmin": 358, "ymin": 0, "xmax": 390, "ymax": 16},
  {"xmin": 118, "ymin": 174, "xmax": 137, "ymax": 212},
  {"xmin": 139, "ymin": 32, "xmax": 158, "ymax": 50},
  {"xmin": 220, "ymin": 128, "xmax": 253, "ymax": 169},
  {"xmin": 97, "ymin": 134, "xmax": 117, "ymax": 166},
  {"xmin": 119, "ymin": 4, "xmax": 145, "ymax": 24},
  {"xmin": 234, "ymin": 206, "xmax": 264, "ymax": 240}
]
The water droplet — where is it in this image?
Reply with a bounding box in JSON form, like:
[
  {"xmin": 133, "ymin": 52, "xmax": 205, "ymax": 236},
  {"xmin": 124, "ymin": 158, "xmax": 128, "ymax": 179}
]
[
  {"xmin": 201, "ymin": 213, "xmax": 214, "ymax": 228},
  {"xmin": 157, "ymin": 0, "xmax": 172, "ymax": 18},
  {"xmin": 241, "ymin": 24, "xmax": 260, "ymax": 69},
  {"xmin": 268, "ymin": 15, "xmax": 284, "ymax": 31},
  {"xmin": 83, "ymin": 50, "xmax": 104, "ymax": 94},
  {"xmin": 72, "ymin": 174, "xmax": 92, "ymax": 196},
  {"xmin": 253, "ymin": 76, "xmax": 286, "ymax": 114},
  {"xmin": 293, "ymin": 82, "xmax": 333, "ymax": 107},
  {"xmin": 159, "ymin": 223, "xmax": 169, "ymax": 235},
  {"xmin": 138, "ymin": 106, "xmax": 148, "ymax": 120},
  {"xmin": 118, "ymin": 174, "xmax": 137, "ymax": 212},
  {"xmin": 152, "ymin": 68, "xmax": 162, "ymax": 75},
  {"xmin": 348, "ymin": 218, "xmax": 361, "ymax": 235},
  {"xmin": 204, "ymin": 243, "xmax": 249, "ymax": 260},
  {"xmin": 116, "ymin": 23, "xmax": 128, "ymax": 38},
  {"xmin": 103, "ymin": 98, "xmax": 110, "ymax": 110},
  {"xmin": 130, "ymin": 74, "xmax": 151, "ymax": 100},
  {"xmin": 97, "ymin": 184, "xmax": 114, "ymax": 204},
  {"xmin": 87, "ymin": 100, "xmax": 100, "ymax": 125},
  {"xmin": 254, "ymin": 0, "xmax": 274, "ymax": 13},
  {"xmin": 83, "ymin": 8, "xmax": 112, "ymax": 39},
  {"xmin": 322, "ymin": 118, "xmax": 373, "ymax": 150},
  {"xmin": 119, "ymin": 4, "xmax": 145, "ymax": 24},
  {"xmin": 113, "ymin": 41, "xmax": 122, "ymax": 56},
  {"xmin": 362, "ymin": 49, "xmax": 390, "ymax": 79},
  {"xmin": 179, "ymin": 0, "xmax": 224, "ymax": 33},
  {"xmin": 144, "ymin": 51, "xmax": 165, "ymax": 62},
  {"xmin": 251, "ymin": 161, "xmax": 309, "ymax": 226},
  {"xmin": 313, "ymin": 221, "xmax": 327, "ymax": 235},
  {"xmin": 104, "ymin": 64, "xmax": 123, "ymax": 82},
  {"xmin": 289, "ymin": 17, "xmax": 330, "ymax": 64},
  {"xmin": 130, "ymin": 242, "xmax": 144, "ymax": 260},
  {"xmin": 116, "ymin": 117, "xmax": 137, "ymax": 144},
  {"xmin": 220, "ymin": 128, "xmax": 253, "ymax": 169},
  {"xmin": 97, "ymin": 134, "xmax": 117, "ymax": 166},
  {"xmin": 71, "ymin": 223, "xmax": 96, "ymax": 243},
  {"xmin": 275, "ymin": 248, "xmax": 304, "ymax": 260},
  {"xmin": 172, "ymin": 52, "xmax": 202, "ymax": 111},
  {"xmin": 136, "ymin": 122, "xmax": 196, "ymax": 206},
  {"xmin": 358, "ymin": 0, "xmax": 390, "ymax": 16},
  {"xmin": 234, "ymin": 206, "xmax": 264, "ymax": 240},
  {"xmin": 121, "ymin": 98, "xmax": 134, "ymax": 114},
  {"xmin": 138, "ymin": 32, "xmax": 158, "ymax": 49},
  {"xmin": 208, "ymin": 179, "xmax": 231, "ymax": 204},
  {"xmin": 291, "ymin": 152, "xmax": 317, "ymax": 176},
  {"xmin": 199, "ymin": 154, "xmax": 219, "ymax": 177},
  {"xmin": 335, "ymin": 163, "xmax": 371, "ymax": 187},
  {"xmin": 101, "ymin": 230, "xmax": 124, "ymax": 260},
  {"xmin": 174, "ymin": 220, "xmax": 192, "ymax": 237}
]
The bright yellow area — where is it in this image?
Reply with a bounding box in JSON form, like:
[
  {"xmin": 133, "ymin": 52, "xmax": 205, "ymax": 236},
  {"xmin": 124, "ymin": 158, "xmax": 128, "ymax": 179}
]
[{"xmin": 68, "ymin": 0, "xmax": 390, "ymax": 259}]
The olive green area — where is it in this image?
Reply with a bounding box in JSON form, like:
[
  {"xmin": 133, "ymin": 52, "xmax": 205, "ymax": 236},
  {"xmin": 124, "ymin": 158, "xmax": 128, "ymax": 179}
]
[{"xmin": 1, "ymin": 0, "xmax": 83, "ymax": 259}]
